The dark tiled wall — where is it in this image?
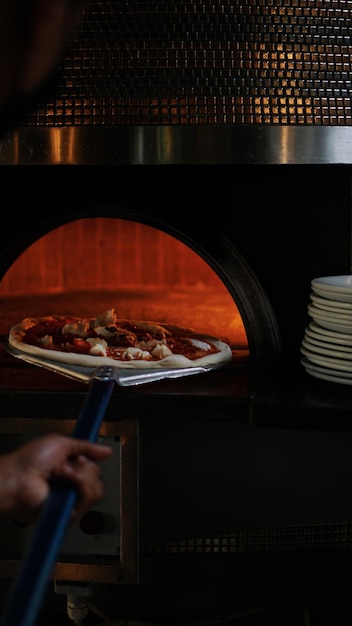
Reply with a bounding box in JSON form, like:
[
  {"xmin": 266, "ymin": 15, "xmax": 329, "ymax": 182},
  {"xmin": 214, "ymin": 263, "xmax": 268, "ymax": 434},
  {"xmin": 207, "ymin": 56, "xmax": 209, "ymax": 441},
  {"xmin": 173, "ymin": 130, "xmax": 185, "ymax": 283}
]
[{"xmin": 21, "ymin": 0, "xmax": 352, "ymax": 126}]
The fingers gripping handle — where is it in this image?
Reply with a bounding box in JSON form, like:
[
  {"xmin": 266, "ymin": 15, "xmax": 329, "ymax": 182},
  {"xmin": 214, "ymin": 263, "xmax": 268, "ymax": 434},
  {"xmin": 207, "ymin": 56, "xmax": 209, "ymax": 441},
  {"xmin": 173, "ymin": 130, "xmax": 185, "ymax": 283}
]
[{"xmin": 0, "ymin": 372, "xmax": 116, "ymax": 626}]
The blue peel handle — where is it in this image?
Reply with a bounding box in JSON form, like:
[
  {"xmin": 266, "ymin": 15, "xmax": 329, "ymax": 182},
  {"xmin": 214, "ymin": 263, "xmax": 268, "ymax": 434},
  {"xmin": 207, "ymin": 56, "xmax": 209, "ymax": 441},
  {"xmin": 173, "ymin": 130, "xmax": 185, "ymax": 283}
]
[{"xmin": 0, "ymin": 370, "xmax": 116, "ymax": 626}]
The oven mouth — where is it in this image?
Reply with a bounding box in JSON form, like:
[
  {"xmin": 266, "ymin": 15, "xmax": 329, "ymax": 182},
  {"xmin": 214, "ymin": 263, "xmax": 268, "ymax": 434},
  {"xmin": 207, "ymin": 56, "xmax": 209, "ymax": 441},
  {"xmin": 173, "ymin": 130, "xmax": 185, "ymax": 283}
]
[{"xmin": 0, "ymin": 213, "xmax": 281, "ymax": 383}]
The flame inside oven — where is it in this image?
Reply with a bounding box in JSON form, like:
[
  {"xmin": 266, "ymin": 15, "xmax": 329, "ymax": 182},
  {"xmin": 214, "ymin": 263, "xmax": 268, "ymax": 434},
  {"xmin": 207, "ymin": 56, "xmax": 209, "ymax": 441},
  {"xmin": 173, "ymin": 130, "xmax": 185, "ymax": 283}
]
[{"xmin": 0, "ymin": 218, "xmax": 248, "ymax": 352}]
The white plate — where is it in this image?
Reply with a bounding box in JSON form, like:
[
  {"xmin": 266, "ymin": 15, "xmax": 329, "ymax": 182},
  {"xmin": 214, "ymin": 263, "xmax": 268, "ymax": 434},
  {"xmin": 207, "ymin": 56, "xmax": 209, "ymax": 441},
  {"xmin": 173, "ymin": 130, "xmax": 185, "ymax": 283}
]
[
  {"xmin": 301, "ymin": 357, "xmax": 352, "ymax": 386},
  {"xmin": 309, "ymin": 321, "xmax": 352, "ymax": 343},
  {"xmin": 304, "ymin": 328, "xmax": 352, "ymax": 352},
  {"xmin": 310, "ymin": 292, "xmax": 352, "ymax": 311},
  {"xmin": 307, "ymin": 316, "xmax": 352, "ymax": 335},
  {"xmin": 311, "ymin": 276, "xmax": 352, "ymax": 303},
  {"xmin": 312, "ymin": 319, "xmax": 352, "ymax": 334},
  {"xmin": 301, "ymin": 356, "xmax": 352, "ymax": 379},
  {"xmin": 312, "ymin": 275, "xmax": 352, "ymax": 293},
  {"xmin": 307, "ymin": 303, "xmax": 352, "ymax": 324},
  {"xmin": 302, "ymin": 337, "xmax": 352, "ymax": 360},
  {"xmin": 300, "ymin": 345, "xmax": 352, "ymax": 372},
  {"xmin": 312, "ymin": 285, "xmax": 352, "ymax": 303},
  {"xmin": 310, "ymin": 293, "xmax": 352, "ymax": 314}
]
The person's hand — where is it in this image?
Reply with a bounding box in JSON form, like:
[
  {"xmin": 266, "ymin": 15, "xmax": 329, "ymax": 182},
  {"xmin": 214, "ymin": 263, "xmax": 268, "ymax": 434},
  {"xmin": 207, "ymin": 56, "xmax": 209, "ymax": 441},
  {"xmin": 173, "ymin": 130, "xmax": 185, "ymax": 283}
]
[{"xmin": 0, "ymin": 433, "xmax": 113, "ymax": 524}]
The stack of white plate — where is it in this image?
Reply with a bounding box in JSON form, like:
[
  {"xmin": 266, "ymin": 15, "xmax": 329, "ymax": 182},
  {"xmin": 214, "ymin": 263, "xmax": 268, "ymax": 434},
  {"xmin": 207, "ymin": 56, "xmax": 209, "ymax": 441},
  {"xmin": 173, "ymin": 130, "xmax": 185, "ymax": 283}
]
[{"xmin": 301, "ymin": 275, "xmax": 352, "ymax": 385}]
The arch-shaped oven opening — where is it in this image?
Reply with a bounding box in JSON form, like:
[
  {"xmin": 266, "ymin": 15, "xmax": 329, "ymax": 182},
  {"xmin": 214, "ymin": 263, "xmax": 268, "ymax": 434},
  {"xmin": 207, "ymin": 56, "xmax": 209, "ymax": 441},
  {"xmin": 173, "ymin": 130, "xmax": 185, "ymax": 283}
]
[{"xmin": 0, "ymin": 210, "xmax": 281, "ymax": 370}]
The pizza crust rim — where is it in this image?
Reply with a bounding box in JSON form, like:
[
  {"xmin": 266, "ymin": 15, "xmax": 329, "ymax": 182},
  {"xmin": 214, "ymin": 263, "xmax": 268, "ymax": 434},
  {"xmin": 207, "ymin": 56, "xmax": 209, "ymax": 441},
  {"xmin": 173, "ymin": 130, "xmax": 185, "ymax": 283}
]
[{"xmin": 8, "ymin": 316, "xmax": 233, "ymax": 370}]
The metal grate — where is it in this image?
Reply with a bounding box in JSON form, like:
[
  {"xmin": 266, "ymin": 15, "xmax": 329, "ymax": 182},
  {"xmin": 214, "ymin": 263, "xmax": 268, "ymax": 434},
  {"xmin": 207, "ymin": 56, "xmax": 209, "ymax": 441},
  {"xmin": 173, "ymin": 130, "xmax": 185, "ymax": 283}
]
[
  {"xmin": 147, "ymin": 518, "xmax": 352, "ymax": 556},
  {"xmin": 20, "ymin": 0, "xmax": 352, "ymax": 126}
]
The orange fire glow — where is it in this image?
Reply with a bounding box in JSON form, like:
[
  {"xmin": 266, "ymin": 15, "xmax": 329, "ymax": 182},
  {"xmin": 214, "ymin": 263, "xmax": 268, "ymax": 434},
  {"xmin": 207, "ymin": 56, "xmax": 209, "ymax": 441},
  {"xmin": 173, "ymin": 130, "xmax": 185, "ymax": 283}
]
[{"xmin": 0, "ymin": 218, "xmax": 248, "ymax": 349}]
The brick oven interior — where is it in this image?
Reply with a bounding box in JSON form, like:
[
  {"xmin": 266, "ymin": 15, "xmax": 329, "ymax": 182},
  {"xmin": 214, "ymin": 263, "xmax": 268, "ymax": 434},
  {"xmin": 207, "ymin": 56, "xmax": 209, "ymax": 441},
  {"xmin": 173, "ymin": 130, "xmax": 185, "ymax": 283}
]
[{"xmin": 2, "ymin": 2, "xmax": 352, "ymax": 625}]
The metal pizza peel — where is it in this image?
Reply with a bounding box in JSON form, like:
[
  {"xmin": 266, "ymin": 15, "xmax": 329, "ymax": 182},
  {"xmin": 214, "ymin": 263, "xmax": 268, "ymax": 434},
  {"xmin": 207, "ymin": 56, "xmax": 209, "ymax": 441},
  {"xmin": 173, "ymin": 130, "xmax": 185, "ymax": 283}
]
[
  {"xmin": 1, "ymin": 339, "xmax": 231, "ymax": 626},
  {"xmin": 5, "ymin": 339, "xmax": 217, "ymax": 384}
]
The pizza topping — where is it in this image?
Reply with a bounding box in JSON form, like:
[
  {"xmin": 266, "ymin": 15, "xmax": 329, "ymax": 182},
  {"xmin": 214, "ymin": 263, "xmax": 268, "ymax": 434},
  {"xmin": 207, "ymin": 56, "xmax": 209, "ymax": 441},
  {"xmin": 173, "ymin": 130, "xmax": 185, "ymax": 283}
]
[
  {"xmin": 71, "ymin": 337, "xmax": 92, "ymax": 354},
  {"xmin": 189, "ymin": 338, "xmax": 213, "ymax": 351},
  {"xmin": 35, "ymin": 334, "xmax": 50, "ymax": 346},
  {"xmin": 9, "ymin": 307, "xmax": 233, "ymax": 369},
  {"xmin": 93, "ymin": 325, "xmax": 117, "ymax": 339},
  {"xmin": 123, "ymin": 320, "xmax": 169, "ymax": 340},
  {"xmin": 94, "ymin": 309, "xmax": 117, "ymax": 327},
  {"xmin": 62, "ymin": 319, "xmax": 90, "ymax": 337},
  {"xmin": 150, "ymin": 343, "xmax": 172, "ymax": 359},
  {"xmin": 86, "ymin": 337, "xmax": 108, "ymax": 356},
  {"xmin": 96, "ymin": 325, "xmax": 137, "ymax": 347},
  {"xmin": 123, "ymin": 347, "xmax": 152, "ymax": 361}
]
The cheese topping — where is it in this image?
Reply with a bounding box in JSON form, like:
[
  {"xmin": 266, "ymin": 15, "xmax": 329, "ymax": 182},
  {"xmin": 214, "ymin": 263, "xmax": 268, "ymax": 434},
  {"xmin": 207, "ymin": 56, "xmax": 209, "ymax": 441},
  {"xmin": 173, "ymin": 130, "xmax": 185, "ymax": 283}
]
[
  {"xmin": 38, "ymin": 334, "xmax": 54, "ymax": 347},
  {"xmin": 123, "ymin": 347, "xmax": 152, "ymax": 360},
  {"xmin": 151, "ymin": 343, "xmax": 172, "ymax": 359},
  {"xmin": 87, "ymin": 337, "xmax": 108, "ymax": 356},
  {"xmin": 62, "ymin": 319, "xmax": 90, "ymax": 337}
]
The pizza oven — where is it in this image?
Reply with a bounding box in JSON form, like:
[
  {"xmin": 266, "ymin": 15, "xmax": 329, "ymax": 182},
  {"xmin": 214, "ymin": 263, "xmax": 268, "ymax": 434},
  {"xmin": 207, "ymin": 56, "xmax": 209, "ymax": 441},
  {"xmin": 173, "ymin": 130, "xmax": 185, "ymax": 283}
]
[{"xmin": 1, "ymin": 1, "xmax": 352, "ymax": 623}]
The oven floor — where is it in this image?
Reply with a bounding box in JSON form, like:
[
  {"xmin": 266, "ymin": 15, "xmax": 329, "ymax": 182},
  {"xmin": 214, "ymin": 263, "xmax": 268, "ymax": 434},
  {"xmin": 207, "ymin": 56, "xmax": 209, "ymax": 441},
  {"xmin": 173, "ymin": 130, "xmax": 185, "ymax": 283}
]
[
  {"xmin": 32, "ymin": 602, "xmax": 352, "ymax": 625},
  {"xmin": 1, "ymin": 570, "xmax": 352, "ymax": 625}
]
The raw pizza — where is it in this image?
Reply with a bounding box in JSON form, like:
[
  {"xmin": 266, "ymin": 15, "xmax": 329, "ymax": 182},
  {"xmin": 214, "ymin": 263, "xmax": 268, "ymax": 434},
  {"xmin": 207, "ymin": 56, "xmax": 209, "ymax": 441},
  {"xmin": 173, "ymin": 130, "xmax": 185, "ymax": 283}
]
[{"xmin": 8, "ymin": 308, "xmax": 232, "ymax": 370}]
